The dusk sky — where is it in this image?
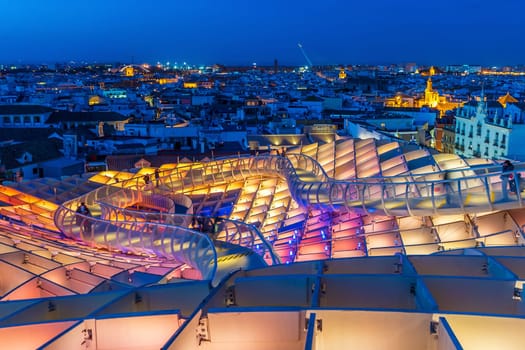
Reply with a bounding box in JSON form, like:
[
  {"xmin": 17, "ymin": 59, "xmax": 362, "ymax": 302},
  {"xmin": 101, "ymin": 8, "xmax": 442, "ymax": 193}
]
[{"xmin": 1, "ymin": 0, "xmax": 525, "ymax": 66}]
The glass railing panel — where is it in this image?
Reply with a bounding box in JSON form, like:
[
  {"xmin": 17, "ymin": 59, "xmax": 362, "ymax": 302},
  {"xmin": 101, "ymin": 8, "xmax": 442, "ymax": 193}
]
[{"xmin": 49, "ymin": 153, "xmax": 525, "ymax": 285}]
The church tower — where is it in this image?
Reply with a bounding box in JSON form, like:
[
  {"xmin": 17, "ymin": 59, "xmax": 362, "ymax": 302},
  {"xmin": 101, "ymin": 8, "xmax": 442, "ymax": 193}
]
[
  {"xmin": 424, "ymin": 77, "xmax": 439, "ymax": 108},
  {"xmin": 426, "ymin": 77, "xmax": 433, "ymax": 92},
  {"xmin": 338, "ymin": 67, "xmax": 347, "ymax": 80}
]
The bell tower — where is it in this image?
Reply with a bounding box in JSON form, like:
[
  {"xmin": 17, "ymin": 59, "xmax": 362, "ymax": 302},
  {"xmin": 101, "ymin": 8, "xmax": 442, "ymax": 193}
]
[{"xmin": 338, "ymin": 67, "xmax": 347, "ymax": 80}]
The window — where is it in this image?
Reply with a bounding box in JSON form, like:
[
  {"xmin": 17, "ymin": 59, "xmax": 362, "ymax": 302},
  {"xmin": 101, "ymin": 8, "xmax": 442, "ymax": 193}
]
[
  {"xmin": 85, "ymin": 162, "xmax": 108, "ymax": 173},
  {"xmin": 34, "ymin": 116, "xmax": 40, "ymax": 123},
  {"xmin": 3, "ymin": 116, "xmax": 9, "ymax": 124},
  {"xmin": 13, "ymin": 116, "xmax": 20, "ymax": 123},
  {"xmin": 455, "ymin": 121, "xmax": 462, "ymax": 134},
  {"xmin": 23, "ymin": 116, "xmax": 30, "ymax": 124}
]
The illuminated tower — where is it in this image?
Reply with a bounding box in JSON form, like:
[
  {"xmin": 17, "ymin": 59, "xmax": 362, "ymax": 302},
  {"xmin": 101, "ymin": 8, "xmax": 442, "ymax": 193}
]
[
  {"xmin": 124, "ymin": 66, "xmax": 134, "ymax": 77},
  {"xmin": 424, "ymin": 77, "xmax": 439, "ymax": 108},
  {"xmin": 338, "ymin": 67, "xmax": 347, "ymax": 80}
]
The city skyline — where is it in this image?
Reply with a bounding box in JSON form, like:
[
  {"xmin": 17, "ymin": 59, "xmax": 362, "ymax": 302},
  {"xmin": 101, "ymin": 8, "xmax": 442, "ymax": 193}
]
[{"xmin": 1, "ymin": 0, "xmax": 525, "ymax": 66}]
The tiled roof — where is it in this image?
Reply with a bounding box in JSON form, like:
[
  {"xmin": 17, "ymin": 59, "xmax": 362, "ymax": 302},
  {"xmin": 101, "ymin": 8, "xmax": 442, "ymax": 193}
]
[
  {"xmin": 509, "ymin": 102, "xmax": 525, "ymax": 110},
  {"xmin": 0, "ymin": 104, "xmax": 54, "ymax": 115},
  {"xmin": 46, "ymin": 111, "xmax": 129, "ymax": 123},
  {"xmin": 0, "ymin": 128, "xmax": 59, "ymax": 142},
  {"xmin": 303, "ymin": 95, "xmax": 324, "ymax": 102},
  {"xmin": 0, "ymin": 138, "xmax": 63, "ymax": 169},
  {"xmin": 486, "ymin": 101, "xmax": 503, "ymax": 108}
]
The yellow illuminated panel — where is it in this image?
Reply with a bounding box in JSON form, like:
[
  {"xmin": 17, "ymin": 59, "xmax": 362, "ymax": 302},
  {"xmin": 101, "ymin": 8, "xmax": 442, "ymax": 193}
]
[{"xmin": 124, "ymin": 66, "xmax": 134, "ymax": 77}]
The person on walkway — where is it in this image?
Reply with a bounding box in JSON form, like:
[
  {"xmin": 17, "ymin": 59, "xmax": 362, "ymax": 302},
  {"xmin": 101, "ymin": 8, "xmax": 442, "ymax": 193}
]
[
  {"xmin": 75, "ymin": 204, "xmax": 83, "ymax": 226},
  {"xmin": 501, "ymin": 160, "xmax": 514, "ymax": 200},
  {"xmin": 212, "ymin": 217, "xmax": 223, "ymax": 237},
  {"xmin": 76, "ymin": 202, "xmax": 92, "ymax": 234},
  {"xmin": 444, "ymin": 171, "xmax": 456, "ymax": 206},
  {"xmin": 76, "ymin": 202, "xmax": 90, "ymax": 218},
  {"xmin": 154, "ymin": 168, "xmax": 160, "ymax": 187},
  {"xmin": 143, "ymin": 174, "xmax": 153, "ymax": 190},
  {"xmin": 16, "ymin": 168, "xmax": 24, "ymax": 183}
]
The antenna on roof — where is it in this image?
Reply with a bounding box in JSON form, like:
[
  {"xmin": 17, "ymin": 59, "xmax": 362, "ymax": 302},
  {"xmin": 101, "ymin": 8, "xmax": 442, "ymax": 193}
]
[{"xmin": 297, "ymin": 43, "xmax": 313, "ymax": 70}]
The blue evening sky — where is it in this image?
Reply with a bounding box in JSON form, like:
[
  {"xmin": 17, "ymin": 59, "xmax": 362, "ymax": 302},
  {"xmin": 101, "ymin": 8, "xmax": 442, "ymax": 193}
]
[{"xmin": 1, "ymin": 0, "xmax": 524, "ymax": 66}]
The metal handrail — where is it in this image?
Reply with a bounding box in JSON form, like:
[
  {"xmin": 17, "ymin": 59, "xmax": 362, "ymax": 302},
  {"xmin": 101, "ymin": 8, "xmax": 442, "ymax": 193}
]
[
  {"xmin": 53, "ymin": 153, "xmax": 525, "ymax": 281},
  {"xmin": 96, "ymin": 202, "xmax": 280, "ymax": 266},
  {"xmin": 54, "ymin": 206, "xmax": 218, "ymax": 281},
  {"xmin": 155, "ymin": 154, "xmax": 524, "ymax": 213}
]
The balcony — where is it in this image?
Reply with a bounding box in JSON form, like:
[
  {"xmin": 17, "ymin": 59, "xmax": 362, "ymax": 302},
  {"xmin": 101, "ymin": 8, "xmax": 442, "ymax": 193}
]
[
  {"xmin": 468, "ymin": 133, "xmax": 473, "ymax": 138},
  {"xmin": 473, "ymin": 151, "xmax": 481, "ymax": 157},
  {"xmin": 484, "ymin": 138, "xmax": 490, "ymax": 144},
  {"xmin": 500, "ymin": 144, "xmax": 506, "ymax": 149}
]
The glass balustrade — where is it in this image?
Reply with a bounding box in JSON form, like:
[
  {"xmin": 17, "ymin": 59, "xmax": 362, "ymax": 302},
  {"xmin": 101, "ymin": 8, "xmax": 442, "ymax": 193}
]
[{"xmin": 54, "ymin": 153, "xmax": 525, "ymax": 281}]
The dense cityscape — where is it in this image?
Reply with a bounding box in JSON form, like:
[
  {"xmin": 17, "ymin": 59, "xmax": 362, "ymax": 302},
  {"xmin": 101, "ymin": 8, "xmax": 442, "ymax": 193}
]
[
  {"xmin": 3, "ymin": 0, "xmax": 525, "ymax": 347},
  {"xmin": 3, "ymin": 59, "xmax": 525, "ymax": 181},
  {"xmin": 0, "ymin": 58, "xmax": 524, "ymax": 348}
]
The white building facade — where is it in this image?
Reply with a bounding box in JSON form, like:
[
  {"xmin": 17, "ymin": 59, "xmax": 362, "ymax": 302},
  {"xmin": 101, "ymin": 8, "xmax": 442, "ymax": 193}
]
[{"xmin": 454, "ymin": 100, "xmax": 525, "ymax": 160}]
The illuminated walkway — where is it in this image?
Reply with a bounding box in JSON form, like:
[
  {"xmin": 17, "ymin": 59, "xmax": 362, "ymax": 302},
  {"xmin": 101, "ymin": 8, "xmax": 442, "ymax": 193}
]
[
  {"xmin": 47, "ymin": 151, "xmax": 525, "ymax": 279},
  {"xmin": 3, "ymin": 140, "xmax": 525, "ymax": 281},
  {"xmin": 0, "ymin": 137, "xmax": 525, "ymax": 348},
  {"xmin": 89, "ymin": 153, "xmax": 525, "ymax": 217}
]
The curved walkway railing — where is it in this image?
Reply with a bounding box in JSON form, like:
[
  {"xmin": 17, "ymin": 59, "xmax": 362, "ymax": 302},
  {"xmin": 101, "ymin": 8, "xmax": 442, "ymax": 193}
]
[
  {"xmin": 53, "ymin": 153, "xmax": 525, "ymax": 282},
  {"xmin": 54, "ymin": 181, "xmax": 219, "ymax": 281},
  {"xmin": 55, "ymin": 207, "xmax": 217, "ymax": 280},
  {"xmin": 96, "ymin": 203, "xmax": 279, "ymax": 265},
  {"xmin": 157, "ymin": 154, "xmax": 525, "ymax": 216},
  {"xmin": 55, "ymin": 189, "xmax": 217, "ymax": 279},
  {"xmin": 53, "ymin": 162, "xmax": 281, "ymax": 282}
]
